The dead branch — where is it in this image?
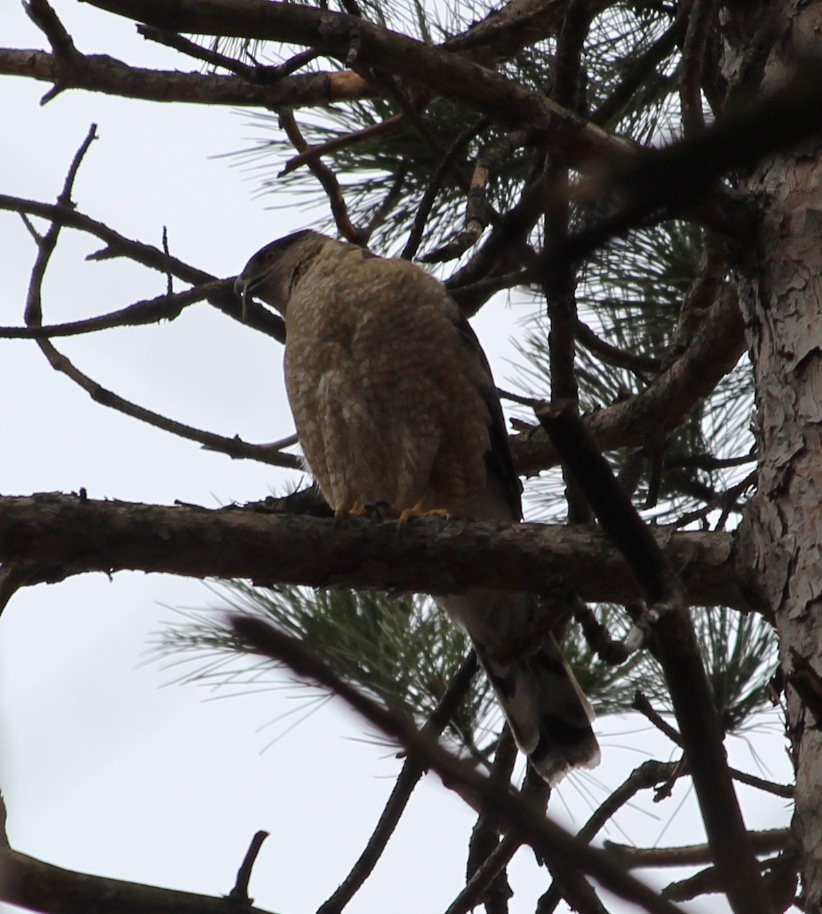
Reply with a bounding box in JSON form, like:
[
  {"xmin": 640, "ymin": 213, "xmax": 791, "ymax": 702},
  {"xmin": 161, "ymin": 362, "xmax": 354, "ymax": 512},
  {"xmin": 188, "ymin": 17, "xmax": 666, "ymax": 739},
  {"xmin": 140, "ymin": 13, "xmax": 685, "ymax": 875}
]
[
  {"xmin": 0, "ymin": 280, "xmax": 225, "ymax": 338},
  {"xmin": 277, "ymin": 109, "xmax": 366, "ymax": 244}
]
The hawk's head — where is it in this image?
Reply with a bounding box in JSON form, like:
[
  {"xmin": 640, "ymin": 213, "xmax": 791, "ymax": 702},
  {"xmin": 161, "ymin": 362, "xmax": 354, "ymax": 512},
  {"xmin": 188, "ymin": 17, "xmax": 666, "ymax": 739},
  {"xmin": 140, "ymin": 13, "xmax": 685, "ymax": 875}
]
[{"xmin": 235, "ymin": 229, "xmax": 329, "ymax": 320}]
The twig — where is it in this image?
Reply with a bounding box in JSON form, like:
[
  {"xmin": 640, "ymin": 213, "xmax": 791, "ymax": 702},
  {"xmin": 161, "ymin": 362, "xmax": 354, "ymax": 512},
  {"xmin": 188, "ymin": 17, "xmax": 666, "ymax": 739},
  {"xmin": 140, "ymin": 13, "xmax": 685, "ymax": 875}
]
[
  {"xmin": 680, "ymin": 0, "xmax": 717, "ymax": 137},
  {"xmin": 666, "ymin": 452, "xmax": 756, "ymax": 471},
  {"xmin": 549, "ymin": 759, "xmax": 687, "ymax": 914},
  {"xmin": 20, "ymin": 131, "xmax": 298, "ymax": 469},
  {"xmin": 673, "ymin": 471, "xmax": 756, "ymax": 529},
  {"xmin": 607, "ymin": 829, "xmax": 791, "ymax": 869},
  {"xmin": 574, "ymin": 318, "xmax": 661, "ymax": 374},
  {"xmin": 161, "ymin": 226, "xmax": 173, "ymax": 294},
  {"xmin": 139, "ymin": 24, "xmax": 254, "ymax": 76},
  {"xmin": 632, "ymin": 691, "xmax": 682, "ymax": 745},
  {"xmin": 1, "ymin": 193, "xmax": 286, "ymax": 341},
  {"xmin": 463, "ymin": 727, "xmax": 518, "ymax": 914},
  {"xmin": 420, "ymin": 129, "xmax": 531, "ymax": 264},
  {"xmin": 277, "ymin": 109, "xmax": 366, "ymax": 245},
  {"xmin": 231, "ymin": 614, "xmax": 688, "ymax": 914},
  {"xmin": 279, "ymin": 113, "xmax": 404, "ymax": 176},
  {"xmin": 140, "ymin": 26, "xmax": 322, "ymax": 83},
  {"xmin": 227, "ymin": 831, "xmax": 269, "ymax": 903},
  {"xmin": 316, "ymin": 653, "xmax": 478, "ymax": 914},
  {"xmin": 401, "ymin": 118, "xmax": 488, "ymax": 262},
  {"xmin": 633, "ymin": 693, "xmax": 794, "ymax": 799},
  {"xmin": 510, "ymin": 288, "xmax": 746, "ymax": 475},
  {"xmin": 1, "ymin": 279, "xmax": 226, "ymax": 338}
]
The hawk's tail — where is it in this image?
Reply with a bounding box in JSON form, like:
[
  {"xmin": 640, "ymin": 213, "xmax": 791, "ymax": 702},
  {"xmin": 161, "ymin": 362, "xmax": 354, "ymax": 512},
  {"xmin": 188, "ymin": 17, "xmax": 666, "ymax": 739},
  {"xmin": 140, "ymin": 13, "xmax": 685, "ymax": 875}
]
[{"xmin": 474, "ymin": 632, "xmax": 600, "ymax": 784}]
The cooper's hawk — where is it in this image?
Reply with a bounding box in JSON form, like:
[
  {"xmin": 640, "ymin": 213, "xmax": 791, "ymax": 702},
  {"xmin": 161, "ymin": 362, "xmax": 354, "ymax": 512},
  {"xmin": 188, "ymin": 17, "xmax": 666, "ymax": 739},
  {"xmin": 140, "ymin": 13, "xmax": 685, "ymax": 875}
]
[{"xmin": 236, "ymin": 230, "xmax": 599, "ymax": 782}]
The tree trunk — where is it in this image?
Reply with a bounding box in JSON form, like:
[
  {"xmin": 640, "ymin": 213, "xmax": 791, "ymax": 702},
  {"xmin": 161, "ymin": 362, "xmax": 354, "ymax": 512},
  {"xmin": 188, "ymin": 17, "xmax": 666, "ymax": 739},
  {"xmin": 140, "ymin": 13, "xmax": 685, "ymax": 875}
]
[{"xmin": 724, "ymin": 1, "xmax": 822, "ymax": 907}]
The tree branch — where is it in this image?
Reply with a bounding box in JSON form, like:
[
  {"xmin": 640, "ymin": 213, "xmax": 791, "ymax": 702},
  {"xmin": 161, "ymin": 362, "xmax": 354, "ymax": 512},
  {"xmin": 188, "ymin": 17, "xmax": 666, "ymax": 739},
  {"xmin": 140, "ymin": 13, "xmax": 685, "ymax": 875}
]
[
  {"xmin": 0, "ymin": 846, "xmax": 274, "ymax": 914},
  {"xmin": 0, "ymin": 493, "xmax": 757, "ymax": 610},
  {"xmin": 607, "ymin": 829, "xmax": 791, "ymax": 869},
  {"xmin": 83, "ymin": 0, "xmax": 637, "ymax": 168},
  {"xmin": 0, "ymin": 48, "xmax": 373, "ymax": 109},
  {"xmin": 316, "ymin": 653, "xmax": 478, "ymax": 914},
  {"xmin": 511, "ymin": 287, "xmax": 746, "ymax": 474}
]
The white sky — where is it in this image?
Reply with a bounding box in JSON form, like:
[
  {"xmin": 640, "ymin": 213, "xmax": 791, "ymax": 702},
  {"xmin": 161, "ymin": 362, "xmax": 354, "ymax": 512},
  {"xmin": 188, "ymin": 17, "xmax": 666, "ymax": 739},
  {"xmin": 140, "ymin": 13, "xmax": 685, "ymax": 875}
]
[{"xmin": 0, "ymin": 4, "xmax": 793, "ymax": 914}]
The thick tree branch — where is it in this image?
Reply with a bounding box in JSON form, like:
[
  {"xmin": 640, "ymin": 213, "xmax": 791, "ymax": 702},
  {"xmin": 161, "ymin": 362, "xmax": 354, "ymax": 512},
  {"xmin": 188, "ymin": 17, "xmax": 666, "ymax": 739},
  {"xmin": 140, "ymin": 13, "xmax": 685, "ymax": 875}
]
[
  {"xmin": 0, "ymin": 493, "xmax": 756, "ymax": 610},
  {"xmin": 83, "ymin": 0, "xmax": 637, "ymax": 168},
  {"xmin": 0, "ymin": 846, "xmax": 274, "ymax": 914}
]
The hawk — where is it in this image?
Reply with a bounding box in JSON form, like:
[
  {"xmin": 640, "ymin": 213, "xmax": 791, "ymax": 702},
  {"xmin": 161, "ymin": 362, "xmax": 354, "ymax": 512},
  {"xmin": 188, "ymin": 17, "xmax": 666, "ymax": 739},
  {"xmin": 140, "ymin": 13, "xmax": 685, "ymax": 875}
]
[{"xmin": 236, "ymin": 230, "xmax": 599, "ymax": 783}]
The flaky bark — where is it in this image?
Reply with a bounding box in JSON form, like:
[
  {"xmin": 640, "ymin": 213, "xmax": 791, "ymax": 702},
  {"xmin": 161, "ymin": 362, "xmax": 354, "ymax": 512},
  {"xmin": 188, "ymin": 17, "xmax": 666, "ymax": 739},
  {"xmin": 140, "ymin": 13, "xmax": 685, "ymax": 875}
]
[{"xmin": 723, "ymin": 0, "xmax": 822, "ymax": 906}]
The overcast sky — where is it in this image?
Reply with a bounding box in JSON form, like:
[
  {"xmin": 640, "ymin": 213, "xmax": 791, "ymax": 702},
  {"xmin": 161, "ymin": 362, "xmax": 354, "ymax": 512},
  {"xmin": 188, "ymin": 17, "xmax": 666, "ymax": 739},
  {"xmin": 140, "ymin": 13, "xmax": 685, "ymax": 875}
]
[{"xmin": 0, "ymin": 5, "xmax": 793, "ymax": 914}]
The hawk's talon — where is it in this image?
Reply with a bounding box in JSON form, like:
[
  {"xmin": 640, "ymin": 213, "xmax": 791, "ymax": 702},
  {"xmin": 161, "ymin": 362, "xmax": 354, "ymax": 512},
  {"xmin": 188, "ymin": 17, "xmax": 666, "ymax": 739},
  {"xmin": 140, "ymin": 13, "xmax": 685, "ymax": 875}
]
[{"xmin": 397, "ymin": 503, "xmax": 450, "ymax": 525}]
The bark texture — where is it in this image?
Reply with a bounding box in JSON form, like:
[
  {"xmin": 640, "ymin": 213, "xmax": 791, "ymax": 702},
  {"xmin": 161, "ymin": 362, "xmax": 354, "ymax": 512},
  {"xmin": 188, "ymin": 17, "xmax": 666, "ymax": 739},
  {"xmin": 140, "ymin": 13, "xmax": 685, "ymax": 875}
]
[{"xmin": 723, "ymin": 0, "xmax": 822, "ymax": 906}]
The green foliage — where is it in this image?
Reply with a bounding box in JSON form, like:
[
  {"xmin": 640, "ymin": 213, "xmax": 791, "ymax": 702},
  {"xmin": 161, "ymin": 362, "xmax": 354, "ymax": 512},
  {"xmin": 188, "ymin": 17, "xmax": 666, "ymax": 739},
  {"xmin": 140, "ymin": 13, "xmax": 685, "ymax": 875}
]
[{"xmin": 155, "ymin": 583, "xmax": 498, "ymax": 758}]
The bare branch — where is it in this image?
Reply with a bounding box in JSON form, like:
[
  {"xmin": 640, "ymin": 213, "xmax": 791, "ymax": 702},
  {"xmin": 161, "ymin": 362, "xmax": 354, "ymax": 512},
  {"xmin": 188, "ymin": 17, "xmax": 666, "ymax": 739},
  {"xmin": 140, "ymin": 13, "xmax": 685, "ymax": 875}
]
[
  {"xmin": 279, "ymin": 113, "xmax": 403, "ymax": 177},
  {"xmin": 0, "ymin": 280, "xmax": 225, "ymax": 338},
  {"xmin": 0, "ymin": 49, "xmax": 373, "ymax": 109},
  {"xmin": 227, "ymin": 831, "xmax": 269, "ymax": 904},
  {"xmin": 0, "ymin": 845, "xmax": 275, "ymax": 914},
  {"xmin": 278, "ymin": 109, "xmax": 366, "ymax": 245},
  {"xmin": 317, "ymin": 654, "xmax": 478, "ymax": 914},
  {"xmin": 607, "ymin": 829, "xmax": 791, "ymax": 869},
  {"xmin": 0, "ymin": 493, "xmax": 755, "ymax": 611}
]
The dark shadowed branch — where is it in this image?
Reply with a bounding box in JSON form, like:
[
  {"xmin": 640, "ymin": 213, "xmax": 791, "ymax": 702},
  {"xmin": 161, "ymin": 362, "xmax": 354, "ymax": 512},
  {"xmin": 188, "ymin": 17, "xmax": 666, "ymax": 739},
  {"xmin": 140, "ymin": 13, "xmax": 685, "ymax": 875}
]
[{"xmin": 316, "ymin": 653, "xmax": 478, "ymax": 914}]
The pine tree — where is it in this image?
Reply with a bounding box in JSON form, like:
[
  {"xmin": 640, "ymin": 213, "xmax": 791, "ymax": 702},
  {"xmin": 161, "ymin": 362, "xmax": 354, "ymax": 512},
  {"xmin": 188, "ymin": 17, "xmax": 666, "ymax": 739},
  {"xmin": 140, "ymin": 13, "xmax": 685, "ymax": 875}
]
[{"xmin": 1, "ymin": 1, "xmax": 819, "ymax": 912}]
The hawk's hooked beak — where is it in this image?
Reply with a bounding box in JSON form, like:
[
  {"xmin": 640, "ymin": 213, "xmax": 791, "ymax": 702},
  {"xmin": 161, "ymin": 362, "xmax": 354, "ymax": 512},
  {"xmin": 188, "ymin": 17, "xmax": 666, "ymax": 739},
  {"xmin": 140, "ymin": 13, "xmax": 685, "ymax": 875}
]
[{"xmin": 234, "ymin": 275, "xmax": 252, "ymax": 323}]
